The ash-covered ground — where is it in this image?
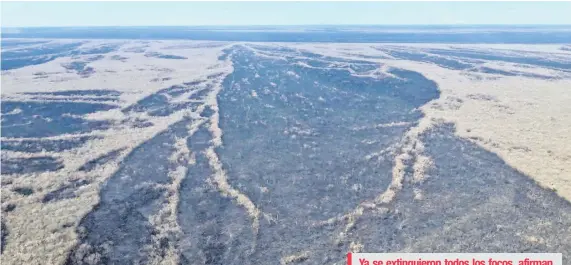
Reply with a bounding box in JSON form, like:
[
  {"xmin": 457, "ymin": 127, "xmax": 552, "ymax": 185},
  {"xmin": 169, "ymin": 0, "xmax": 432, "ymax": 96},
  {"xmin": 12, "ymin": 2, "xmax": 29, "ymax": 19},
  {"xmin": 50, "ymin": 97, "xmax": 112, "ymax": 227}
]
[{"xmin": 1, "ymin": 39, "xmax": 571, "ymax": 265}]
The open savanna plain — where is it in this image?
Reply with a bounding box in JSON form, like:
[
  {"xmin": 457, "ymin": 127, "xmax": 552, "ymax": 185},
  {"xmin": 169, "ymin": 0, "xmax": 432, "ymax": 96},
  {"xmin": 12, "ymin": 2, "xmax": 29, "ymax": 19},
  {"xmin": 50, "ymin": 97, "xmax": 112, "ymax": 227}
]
[{"xmin": 1, "ymin": 39, "xmax": 571, "ymax": 265}]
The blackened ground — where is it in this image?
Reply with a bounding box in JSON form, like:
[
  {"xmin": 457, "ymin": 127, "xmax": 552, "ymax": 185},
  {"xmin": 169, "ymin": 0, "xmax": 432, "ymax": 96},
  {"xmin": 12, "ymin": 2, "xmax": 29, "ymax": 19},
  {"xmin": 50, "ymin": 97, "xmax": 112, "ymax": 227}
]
[
  {"xmin": 1, "ymin": 42, "xmax": 85, "ymax": 70},
  {"xmin": 1, "ymin": 101, "xmax": 116, "ymax": 138},
  {"xmin": 78, "ymin": 148, "xmax": 125, "ymax": 172},
  {"xmin": 144, "ymin": 52, "xmax": 187, "ymax": 60},
  {"xmin": 1, "ymin": 137, "xmax": 99, "ymax": 153},
  {"xmin": 383, "ymin": 49, "xmax": 473, "ymax": 70},
  {"xmin": 12, "ymin": 187, "xmax": 35, "ymax": 196},
  {"xmin": 70, "ymin": 44, "xmax": 121, "ymax": 56},
  {"xmin": 61, "ymin": 61, "xmax": 95, "ymax": 78},
  {"xmin": 1, "ymin": 220, "xmax": 7, "ymax": 254},
  {"xmin": 66, "ymin": 119, "xmax": 193, "ymax": 265},
  {"xmin": 43, "ymin": 44, "xmax": 571, "ymax": 265},
  {"xmin": 122, "ymin": 82, "xmax": 205, "ymax": 116},
  {"xmin": 43, "ymin": 179, "xmax": 91, "ymax": 203},
  {"xmin": 177, "ymin": 126, "xmax": 255, "ymax": 264},
  {"xmin": 351, "ymin": 124, "xmax": 571, "ymax": 262},
  {"xmin": 1, "ymin": 42, "xmax": 121, "ymax": 71},
  {"xmin": 211, "ymin": 45, "xmax": 440, "ymax": 263},
  {"xmin": 1, "ymin": 156, "xmax": 64, "ymax": 175},
  {"xmin": 23, "ymin": 90, "xmax": 121, "ymax": 97},
  {"xmin": 472, "ymin": 66, "xmax": 555, "ymax": 79},
  {"xmin": 426, "ymin": 48, "xmax": 571, "ymax": 71}
]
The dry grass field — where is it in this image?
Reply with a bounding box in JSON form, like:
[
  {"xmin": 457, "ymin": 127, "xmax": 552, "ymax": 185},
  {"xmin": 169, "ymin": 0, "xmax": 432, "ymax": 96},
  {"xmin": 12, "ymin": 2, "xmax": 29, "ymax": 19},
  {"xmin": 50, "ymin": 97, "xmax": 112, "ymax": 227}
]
[{"xmin": 1, "ymin": 39, "xmax": 570, "ymax": 264}]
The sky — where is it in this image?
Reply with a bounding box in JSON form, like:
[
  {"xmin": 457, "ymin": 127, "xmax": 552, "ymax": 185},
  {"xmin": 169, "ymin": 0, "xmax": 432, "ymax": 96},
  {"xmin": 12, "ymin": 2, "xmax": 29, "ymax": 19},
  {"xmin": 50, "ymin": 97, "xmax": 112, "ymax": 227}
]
[{"xmin": 2, "ymin": 1, "xmax": 571, "ymax": 27}]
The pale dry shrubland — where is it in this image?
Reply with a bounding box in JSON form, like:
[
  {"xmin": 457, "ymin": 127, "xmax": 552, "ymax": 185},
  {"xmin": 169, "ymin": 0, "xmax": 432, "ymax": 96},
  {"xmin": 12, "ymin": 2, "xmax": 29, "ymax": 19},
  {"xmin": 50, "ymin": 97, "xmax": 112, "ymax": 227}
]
[
  {"xmin": 1, "ymin": 40, "xmax": 235, "ymax": 265},
  {"xmin": 280, "ymin": 250, "xmax": 310, "ymax": 265},
  {"xmin": 2, "ymin": 40, "xmax": 571, "ymax": 264},
  {"xmin": 286, "ymin": 43, "xmax": 571, "ymax": 202},
  {"xmin": 285, "ymin": 43, "xmax": 571, "ymax": 254},
  {"xmin": 383, "ymin": 58, "xmax": 571, "ymax": 201}
]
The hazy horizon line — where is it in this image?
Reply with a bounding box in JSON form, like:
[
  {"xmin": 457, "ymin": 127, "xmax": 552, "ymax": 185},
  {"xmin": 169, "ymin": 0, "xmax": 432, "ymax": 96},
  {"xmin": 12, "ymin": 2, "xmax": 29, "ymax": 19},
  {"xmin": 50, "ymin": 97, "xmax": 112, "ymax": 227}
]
[{"xmin": 4, "ymin": 24, "xmax": 571, "ymax": 28}]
